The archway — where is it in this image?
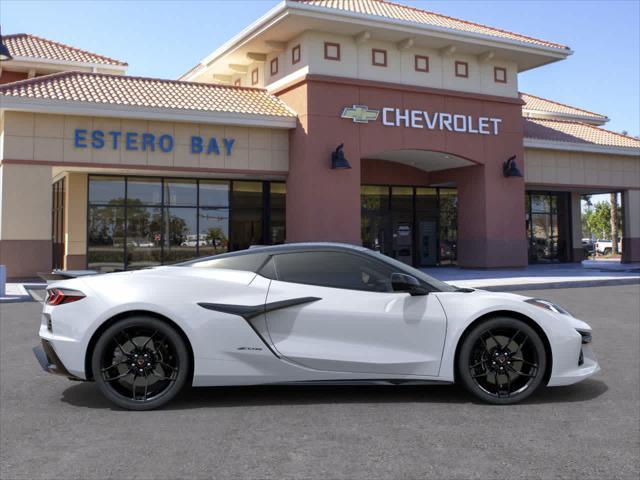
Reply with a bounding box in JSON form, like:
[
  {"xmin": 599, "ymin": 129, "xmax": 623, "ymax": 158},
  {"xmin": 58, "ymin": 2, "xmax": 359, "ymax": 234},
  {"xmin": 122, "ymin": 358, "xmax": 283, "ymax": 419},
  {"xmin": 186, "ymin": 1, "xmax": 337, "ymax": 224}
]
[{"xmin": 360, "ymin": 149, "xmax": 477, "ymax": 267}]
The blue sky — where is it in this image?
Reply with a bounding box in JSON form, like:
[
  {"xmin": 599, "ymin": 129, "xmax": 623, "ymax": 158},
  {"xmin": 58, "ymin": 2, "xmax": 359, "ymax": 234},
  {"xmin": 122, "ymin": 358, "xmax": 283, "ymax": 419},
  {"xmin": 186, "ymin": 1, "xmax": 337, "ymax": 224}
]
[{"xmin": 2, "ymin": 0, "xmax": 639, "ymax": 136}]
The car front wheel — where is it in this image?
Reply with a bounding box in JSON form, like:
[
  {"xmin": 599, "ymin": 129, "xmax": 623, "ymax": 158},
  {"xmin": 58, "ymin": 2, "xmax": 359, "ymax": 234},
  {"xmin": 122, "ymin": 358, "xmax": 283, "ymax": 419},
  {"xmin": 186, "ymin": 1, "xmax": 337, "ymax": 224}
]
[
  {"xmin": 91, "ymin": 316, "xmax": 190, "ymax": 410},
  {"xmin": 457, "ymin": 317, "xmax": 547, "ymax": 404}
]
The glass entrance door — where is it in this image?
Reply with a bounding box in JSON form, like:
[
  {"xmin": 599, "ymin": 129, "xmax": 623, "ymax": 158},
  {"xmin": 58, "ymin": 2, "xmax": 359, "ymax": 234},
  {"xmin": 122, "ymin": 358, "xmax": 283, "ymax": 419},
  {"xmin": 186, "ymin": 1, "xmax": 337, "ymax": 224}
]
[
  {"xmin": 51, "ymin": 178, "xmax": 66, "ymax": 270},
  {"xmin": 361, "ymin": 185, "xmax": 457, "ymax": 267},
  {"xmin": 526, "ymin": 192, "xmax": 570, "ymax": 263}
]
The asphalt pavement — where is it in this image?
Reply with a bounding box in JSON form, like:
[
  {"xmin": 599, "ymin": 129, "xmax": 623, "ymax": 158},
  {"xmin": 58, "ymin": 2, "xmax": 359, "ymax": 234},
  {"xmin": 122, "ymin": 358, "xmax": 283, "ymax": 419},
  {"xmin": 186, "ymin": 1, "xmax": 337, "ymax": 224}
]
[{"xmin": 1, "ymin": 285, "xmax": 638, "ymax": 479}]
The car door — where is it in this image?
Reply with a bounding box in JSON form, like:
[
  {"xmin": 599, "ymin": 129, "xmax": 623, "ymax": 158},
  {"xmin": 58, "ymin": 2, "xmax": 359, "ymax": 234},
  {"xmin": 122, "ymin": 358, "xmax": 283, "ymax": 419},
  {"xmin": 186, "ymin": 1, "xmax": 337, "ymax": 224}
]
[{"xmin": 262, "ymin": 250, "xmax": 447, "ymax": 376}]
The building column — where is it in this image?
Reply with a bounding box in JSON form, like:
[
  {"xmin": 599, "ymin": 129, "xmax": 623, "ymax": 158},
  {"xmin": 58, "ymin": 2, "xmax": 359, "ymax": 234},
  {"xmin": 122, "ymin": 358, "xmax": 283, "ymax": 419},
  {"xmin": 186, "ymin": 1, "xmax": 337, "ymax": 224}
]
[
  {"xmin": 570, "ymin": 192, "xmax": 585, "ymax": 262},
  {"xmin": 0, "ymin": 163, "xmax": 53, "ymax": 279},
  {"xmin": 280, "ymin": 83, "xmax": 362, "ymax": 245},
  {"xmin": 64, "ymin": 172, "xmax": 88, "ymax": 270},
  {"xmin": 622, "ymin": 189, "xmax": 640, "ymax": 263},
  {"xmin": 454, "ymin": 164, "xmax": 528, "ymax": 268}
]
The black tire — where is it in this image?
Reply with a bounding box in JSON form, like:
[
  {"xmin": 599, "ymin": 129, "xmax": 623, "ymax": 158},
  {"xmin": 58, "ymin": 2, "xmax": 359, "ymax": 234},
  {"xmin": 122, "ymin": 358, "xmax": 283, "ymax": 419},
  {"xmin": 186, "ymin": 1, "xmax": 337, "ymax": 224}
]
[
  {"xmin": 92, "ymin": 316, "xmax": 190, "ymax": 410},
  {"xmin": 457, "ymin": 317, "xmax": 547, "ymax": 405},
  {"xmin": 603, "ymin": 248, "xmax": 612, "ymax": 256}
]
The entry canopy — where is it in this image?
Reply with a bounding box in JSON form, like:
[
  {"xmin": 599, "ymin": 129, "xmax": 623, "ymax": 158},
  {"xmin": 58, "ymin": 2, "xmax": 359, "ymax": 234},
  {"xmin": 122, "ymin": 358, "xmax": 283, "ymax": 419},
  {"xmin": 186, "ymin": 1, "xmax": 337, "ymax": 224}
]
[
  {"xmin": 364, "ymin": 149, "xmax": 474, "ymax": 172},
  {"xmin": 182, "ymin": 0, "xmax": 572, "ymax": 81}
]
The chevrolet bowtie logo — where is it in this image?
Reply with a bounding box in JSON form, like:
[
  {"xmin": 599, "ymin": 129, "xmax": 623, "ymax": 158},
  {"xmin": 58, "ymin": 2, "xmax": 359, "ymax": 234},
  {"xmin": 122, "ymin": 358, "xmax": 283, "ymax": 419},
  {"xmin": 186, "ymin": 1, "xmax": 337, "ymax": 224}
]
[{"xmin": 341, "ymin": 105, "xmax": 380, "ymax": 124}]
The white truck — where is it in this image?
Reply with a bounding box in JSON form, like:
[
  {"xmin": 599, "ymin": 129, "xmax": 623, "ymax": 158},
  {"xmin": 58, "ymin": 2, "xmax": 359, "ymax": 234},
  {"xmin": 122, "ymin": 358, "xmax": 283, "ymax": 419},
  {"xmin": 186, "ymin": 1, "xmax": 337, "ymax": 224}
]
[{"xmin": 594, "ymin": 238, "xmax": 622, "ymax": 255}]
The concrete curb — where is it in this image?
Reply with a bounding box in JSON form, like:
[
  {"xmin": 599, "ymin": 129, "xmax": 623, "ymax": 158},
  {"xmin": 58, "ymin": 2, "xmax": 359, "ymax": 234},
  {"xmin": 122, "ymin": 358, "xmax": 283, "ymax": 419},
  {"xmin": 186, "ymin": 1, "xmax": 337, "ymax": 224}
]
[{"xmin": 478, "ymin": 278, "xmax": 640, "ymax": 292}]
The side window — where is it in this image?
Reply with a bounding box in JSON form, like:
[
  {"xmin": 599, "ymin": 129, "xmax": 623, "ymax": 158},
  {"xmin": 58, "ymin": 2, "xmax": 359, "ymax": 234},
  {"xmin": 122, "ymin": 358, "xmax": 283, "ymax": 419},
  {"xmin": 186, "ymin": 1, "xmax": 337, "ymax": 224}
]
[
  {"xmin": 257, "ymin": 256, "xmax": 277, "ymax": 279},
  {"xmin": 273, "ymin": 251, "xmax": 394, "ymax": 292},
  {"xmin": 190, "ymin": 252, "xmax": 269, "ymax": 272}
]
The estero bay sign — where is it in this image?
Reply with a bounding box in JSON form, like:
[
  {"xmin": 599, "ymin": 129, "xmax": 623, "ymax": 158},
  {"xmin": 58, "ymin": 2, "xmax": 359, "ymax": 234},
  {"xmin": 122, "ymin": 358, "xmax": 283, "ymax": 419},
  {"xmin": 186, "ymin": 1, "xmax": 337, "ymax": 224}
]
[
  {"xmin": 74, "ymin": 129, "xmax": 236, "ymax": 155},
  {"xmin": 341, "ymin": 105, "xmax": 503, "ymax": 135}
]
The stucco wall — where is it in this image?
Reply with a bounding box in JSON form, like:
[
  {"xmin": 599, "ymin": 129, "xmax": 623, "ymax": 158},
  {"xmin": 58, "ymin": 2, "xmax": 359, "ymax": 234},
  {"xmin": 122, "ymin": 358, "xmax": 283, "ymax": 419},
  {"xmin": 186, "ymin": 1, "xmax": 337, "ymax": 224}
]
[
  {"xmin": 64, "ymin": 172, "xmax": 88, "ymax": 269},
  {"xmin": 277, "ymin": 75, "xmax": 527, "ymax": 268},
  {"xmin": 197, "ymin": 30, "xmax": 518, "ymax": 98},
  {"xmin": 1, "ymin": 111, "xmax": 289, "ymax": 173},
  {"xmin": 524, "ymin": 148, "xmax": 640, "ymax": 189},
  {"xmin": 292, "ymin": 31, "xmax": 518, "ymax": 98},
  {"xmin": 0, "ymin": 162, "xmax": 53, "ymax": 278}
]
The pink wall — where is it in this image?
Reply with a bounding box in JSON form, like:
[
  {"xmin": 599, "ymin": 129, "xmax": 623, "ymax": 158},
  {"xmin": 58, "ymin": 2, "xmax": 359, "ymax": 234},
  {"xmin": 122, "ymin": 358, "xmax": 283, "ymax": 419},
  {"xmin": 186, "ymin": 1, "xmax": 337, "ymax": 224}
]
[
  {"xmin": 361, "ymin": 159, "xmax": 431, "ymax": 186},
  {"xmin": 276, "ymin": 74, "xmax": 527, "ymax": 268}
]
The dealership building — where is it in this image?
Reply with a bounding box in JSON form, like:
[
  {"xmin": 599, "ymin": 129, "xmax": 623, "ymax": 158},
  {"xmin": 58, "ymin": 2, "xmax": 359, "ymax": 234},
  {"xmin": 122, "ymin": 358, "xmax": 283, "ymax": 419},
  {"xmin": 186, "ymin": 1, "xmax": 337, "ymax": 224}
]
[{"xmin": 1, "ymin": 0, "xmax": 639, "ymax": 279}]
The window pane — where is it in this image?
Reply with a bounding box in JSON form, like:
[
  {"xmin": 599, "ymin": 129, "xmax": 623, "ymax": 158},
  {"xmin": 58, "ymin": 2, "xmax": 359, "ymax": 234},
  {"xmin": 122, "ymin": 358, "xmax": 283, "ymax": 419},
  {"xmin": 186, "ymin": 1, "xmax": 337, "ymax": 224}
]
[
  {"xmin": 127, "ymin": 177, "xmax": 162, "ymax": 206},
  {"xmin": 198, "ymin": 208, "xmax": 229, "ymax": 257},
  {"xmin": 531, "ymin": 194, "xmax": 549, "ymax": 213},
  {"xmin": 126, "ymin": 206, "xmax": 162, "ymax": 269},
  {"xmin": 231, "ymin": 209, "xmax": 262, "ymax": 251},
  {"xmin": 361, "ymin": 185, "xmax": 390, "ymax": 255},
  {"xmin": 88, "ymin": 206, "xmax": 125, "ymax": 272},
  {"xmin": 232, "ymin": 181, "xmax": 263, "ymax": 207},
  {"xmin": 89, "ymin": 176, "xmax": 125, "ymax": 205},
  {"xmin": 391, "ymin": 186, "xmax": 413, "ymax": 212},
  {"xmin": 200, "ymin": 180, "xmax": 229, "ymax": 207},
  {"xmin": 164, "ymin": 179, "xmax": 197, "ymax": 207},
  {"xmin": 163, "ymin": 208, "xmax": 198, "ymax": 263},
  {"xmin": 231, "ymin": 181, "xmax": 263, "ymax": 250},
  {"xmin": 270, "ymin": 209, "xmax": 286, "ymax": 245},
  {"xmin": 530, "ymin": 213, "xmax": 552, "ymax": 262},
  {"xmin": 270, "ymin": 182, "xmax": 286, "ymax": 245},
  {"xmin": 274, "ymin": 251, "xmax": 394, "ymax": 292},
  {"xmin": 361, "ymin": 186, "xmax": 389, "ymax": 213},
  {"xmin": 438, "ymin": 189, "xmax": 458, "ymax": 265},
  {"xmin": 415, "ymin": 188, "xmax": 438, "ymax": 266}
]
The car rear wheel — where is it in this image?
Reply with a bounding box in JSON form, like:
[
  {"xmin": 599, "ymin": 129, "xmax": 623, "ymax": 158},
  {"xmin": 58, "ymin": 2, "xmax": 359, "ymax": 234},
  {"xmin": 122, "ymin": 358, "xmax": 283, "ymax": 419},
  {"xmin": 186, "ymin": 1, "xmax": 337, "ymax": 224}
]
[
  {"xmin": 92, "ymin": 316, "xmax": 189, "ymax": 410},
  {"xmin": 457, "ymin": 317, "xmax": 547, "ymax": 405}
]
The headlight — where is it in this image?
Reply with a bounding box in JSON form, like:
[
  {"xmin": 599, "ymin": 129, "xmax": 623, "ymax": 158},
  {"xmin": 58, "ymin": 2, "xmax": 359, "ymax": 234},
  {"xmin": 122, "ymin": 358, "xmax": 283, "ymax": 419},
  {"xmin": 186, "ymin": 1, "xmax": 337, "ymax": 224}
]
[{"xmin": 524, "ymin": 298, "xmax": 572, "ymax": 316}]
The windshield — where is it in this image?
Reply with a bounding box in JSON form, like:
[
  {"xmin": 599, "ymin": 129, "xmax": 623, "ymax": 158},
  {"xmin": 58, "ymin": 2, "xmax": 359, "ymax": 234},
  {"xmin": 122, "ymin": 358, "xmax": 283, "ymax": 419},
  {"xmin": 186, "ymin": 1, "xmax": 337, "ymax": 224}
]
[{"xmin": 366, "ymin": 250, "xmax": 457, "ymax": 292}]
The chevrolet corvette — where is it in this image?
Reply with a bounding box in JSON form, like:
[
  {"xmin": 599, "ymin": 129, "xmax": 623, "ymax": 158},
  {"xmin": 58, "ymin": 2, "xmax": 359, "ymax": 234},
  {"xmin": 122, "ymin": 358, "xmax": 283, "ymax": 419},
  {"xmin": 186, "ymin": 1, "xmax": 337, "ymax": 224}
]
[{"xmin": 34, "ymin": 243, "xmax": 599, "ymax": 410}]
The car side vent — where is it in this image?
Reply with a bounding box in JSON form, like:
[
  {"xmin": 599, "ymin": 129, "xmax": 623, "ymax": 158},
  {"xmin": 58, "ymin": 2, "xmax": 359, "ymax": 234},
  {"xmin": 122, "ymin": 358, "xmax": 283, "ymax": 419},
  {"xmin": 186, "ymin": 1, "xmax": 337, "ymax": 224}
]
[
  {"xmin": 44, "ymin": 314, "xmax": 53, "ymax": 332},
  {"xmin": 577, "ymin": 331, "xmax": 592, "ymax": 344},
  {"xmin": 578, "ymin": 348, "xmax": 584, "ymax": 366}
]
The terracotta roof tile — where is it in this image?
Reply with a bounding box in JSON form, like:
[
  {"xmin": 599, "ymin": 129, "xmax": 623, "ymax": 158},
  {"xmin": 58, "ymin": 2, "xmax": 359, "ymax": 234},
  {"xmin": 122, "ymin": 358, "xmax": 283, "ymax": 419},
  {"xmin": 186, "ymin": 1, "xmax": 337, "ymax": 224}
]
[
  {"xmin": 0, "ymin": 71, "xmax": 296, "ymax": 118},
  {"xmin": 523, "ymin": 118, "xmax": 640, "ymax": 149},
  {"xmin": 3, "ymin": 33, "xmax": 127, "ymax": 67},
  {"xmin": 293, "ymin": 0, "xmax": 568, "ymax": 50},
  {"xmin": 520, "ymin": 93, "xmax": 608, "ymax": 121}
]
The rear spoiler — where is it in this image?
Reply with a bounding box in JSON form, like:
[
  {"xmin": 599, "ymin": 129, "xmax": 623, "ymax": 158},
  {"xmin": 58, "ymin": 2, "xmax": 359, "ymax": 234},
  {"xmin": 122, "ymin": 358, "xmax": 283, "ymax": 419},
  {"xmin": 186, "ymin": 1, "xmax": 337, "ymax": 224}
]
[{"xmin": 38, "ymin": 270, "xmax": 100, "ymax": 282}]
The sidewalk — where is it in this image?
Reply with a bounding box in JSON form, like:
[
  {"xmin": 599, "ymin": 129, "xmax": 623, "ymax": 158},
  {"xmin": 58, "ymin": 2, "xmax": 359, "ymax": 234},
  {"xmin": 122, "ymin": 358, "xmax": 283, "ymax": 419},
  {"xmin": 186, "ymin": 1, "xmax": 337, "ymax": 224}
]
[
  {"xmin": 423, "ymin": 262, "xmax": 640, "ymax": 291},
  {"xmin": 0, "ymin": 283, "xmax": 46, "ymax": 303}
]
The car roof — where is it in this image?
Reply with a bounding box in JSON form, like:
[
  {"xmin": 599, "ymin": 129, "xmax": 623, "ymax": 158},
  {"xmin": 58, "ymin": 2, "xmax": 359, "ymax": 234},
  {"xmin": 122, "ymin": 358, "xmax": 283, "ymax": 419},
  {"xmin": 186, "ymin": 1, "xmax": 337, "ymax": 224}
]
[{"xmin": 179, "ymin": 242, "xmax": 370, "ymax": 265}]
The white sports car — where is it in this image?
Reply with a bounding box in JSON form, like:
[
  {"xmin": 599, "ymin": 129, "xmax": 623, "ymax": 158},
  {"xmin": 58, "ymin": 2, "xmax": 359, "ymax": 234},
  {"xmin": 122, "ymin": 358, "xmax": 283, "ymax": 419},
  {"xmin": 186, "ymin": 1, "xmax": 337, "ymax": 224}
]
[{"xmin": 34, "ymin": 243, "xmax": 599, "ymax": 410}]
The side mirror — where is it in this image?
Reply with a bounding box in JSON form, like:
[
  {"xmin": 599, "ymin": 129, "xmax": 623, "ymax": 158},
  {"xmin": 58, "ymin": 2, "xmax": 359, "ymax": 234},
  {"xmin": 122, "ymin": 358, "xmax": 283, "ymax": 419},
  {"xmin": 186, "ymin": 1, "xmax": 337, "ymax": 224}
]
[{"xmin": 391, "ymin": 273, "xmax": 428, "ymax": 296}]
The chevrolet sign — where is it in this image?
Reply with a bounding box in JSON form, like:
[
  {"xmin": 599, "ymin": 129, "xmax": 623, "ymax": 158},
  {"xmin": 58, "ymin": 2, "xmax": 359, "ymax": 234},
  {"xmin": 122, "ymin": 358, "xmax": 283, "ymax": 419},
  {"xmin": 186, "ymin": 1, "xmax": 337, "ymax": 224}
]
[
  {"xmin": 340, "ymin": 104, "xmax": 502, "ymax": 135},
  {"xmin": 341, "ymin": 105, "xmax": 380, "ymax": 123}
]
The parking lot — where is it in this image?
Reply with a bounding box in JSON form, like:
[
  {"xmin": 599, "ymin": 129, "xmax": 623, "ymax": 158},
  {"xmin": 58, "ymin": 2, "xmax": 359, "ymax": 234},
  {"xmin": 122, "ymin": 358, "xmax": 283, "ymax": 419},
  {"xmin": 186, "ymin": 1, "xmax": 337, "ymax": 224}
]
[{"xmin": 1, "ymin": 284, "xmax": 639, "ymax": 480}]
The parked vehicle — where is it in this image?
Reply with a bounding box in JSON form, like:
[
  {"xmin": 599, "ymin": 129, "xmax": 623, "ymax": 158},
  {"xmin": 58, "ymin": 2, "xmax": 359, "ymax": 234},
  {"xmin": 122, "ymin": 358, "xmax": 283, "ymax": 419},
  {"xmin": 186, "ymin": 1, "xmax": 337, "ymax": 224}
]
[
  {"xmin": 34, "ymin": 243, "xmax": 599, "ymax": 410},
  {"xmin": 595, "ymin": 238, "xmax": 622, "ymax": 255},
  {"xmin": 581, "ymin": 238, "xmax": 595, "ymax": 256},
  {"xmin": 180, "ymin": 234, "xmax": 209, "ymax": 247}
]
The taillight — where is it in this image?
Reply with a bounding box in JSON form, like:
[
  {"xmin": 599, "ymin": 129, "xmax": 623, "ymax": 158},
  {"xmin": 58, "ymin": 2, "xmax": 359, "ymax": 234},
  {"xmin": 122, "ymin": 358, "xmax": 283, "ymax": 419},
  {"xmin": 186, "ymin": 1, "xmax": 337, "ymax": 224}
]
[{"xmin": 45, "ymin": 288, "xmax": 85, "ymax": 306}]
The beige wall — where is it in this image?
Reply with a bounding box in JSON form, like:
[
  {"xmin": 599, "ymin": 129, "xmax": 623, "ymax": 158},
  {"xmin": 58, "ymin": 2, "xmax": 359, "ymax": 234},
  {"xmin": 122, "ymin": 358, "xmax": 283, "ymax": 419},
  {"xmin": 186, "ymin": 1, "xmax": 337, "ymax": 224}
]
[
  {"xmin": 524, "ymin": 148, "xmax": 640, "ymax": 189},
  {"xmin": 196, "ymin": 30, "xmax": 519, "ymax": 98},
  {"xmin": 0, "ymin": 162, "xmax": 52, "ymax": 240},
  {"xmin": 65, "ymin": 172, "xmax": 87, "ymax": 260},
  {"xmin": 300, "ymin": 31, "xmax": 519, "ymax": 97},
  {"xmin": 624, "ymin": 189, "xmax": 640, "ymax": 238},
  {"xmin": 1, "ymin": 112, "xmax": 289, "ymax": 172}
]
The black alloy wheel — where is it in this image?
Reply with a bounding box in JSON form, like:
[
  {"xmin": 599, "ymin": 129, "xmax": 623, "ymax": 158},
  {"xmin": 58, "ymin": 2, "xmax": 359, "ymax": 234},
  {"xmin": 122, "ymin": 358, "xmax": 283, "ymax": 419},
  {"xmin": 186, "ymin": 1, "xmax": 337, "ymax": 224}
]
[
  {"xmin": 457, "ymin": 317, "xmax": 547, "ymax": 404},
  {"xmin": 92, "ymin": 316, "xmax": 189, "ymax": 410}
]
